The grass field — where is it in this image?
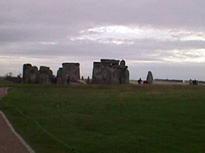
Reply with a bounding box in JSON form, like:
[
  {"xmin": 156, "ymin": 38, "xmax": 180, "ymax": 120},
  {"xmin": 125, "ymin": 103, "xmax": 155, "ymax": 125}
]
[{"xmin": 0, "ymin": 81, "xmax": 205, "ymax": 153}]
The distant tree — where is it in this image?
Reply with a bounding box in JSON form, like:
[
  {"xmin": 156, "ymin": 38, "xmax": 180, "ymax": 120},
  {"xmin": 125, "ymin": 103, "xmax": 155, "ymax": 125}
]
[
  {"xmin": 5, "ymin": 72, "xmax": 22, "ymax": 83},
  {"xmin": 6, "ymin": 72, "xmax": 13, "ymax": 77}
]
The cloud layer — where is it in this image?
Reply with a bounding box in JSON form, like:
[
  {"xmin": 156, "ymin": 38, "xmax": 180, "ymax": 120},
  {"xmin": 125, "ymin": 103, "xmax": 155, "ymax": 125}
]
[{"xmin": 0, "ymin": 0, "xmax": 205, "ymax": 80}]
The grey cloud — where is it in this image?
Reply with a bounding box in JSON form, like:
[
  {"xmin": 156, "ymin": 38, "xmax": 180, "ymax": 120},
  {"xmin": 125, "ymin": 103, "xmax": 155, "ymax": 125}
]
[
  {"xmin": 1, "ymin": 39, "xmax": 204, "ymax": 63},
  {"xmin": 0, "ymin": 0, "xmax": 205, "ymax": 79},
  {"xmin": 128, "ymin": 62, "xmax": 205, "ymax": 80},
  {"xmin": 1, "ymin": 0, "xmax": 205, "ymax": 27}
]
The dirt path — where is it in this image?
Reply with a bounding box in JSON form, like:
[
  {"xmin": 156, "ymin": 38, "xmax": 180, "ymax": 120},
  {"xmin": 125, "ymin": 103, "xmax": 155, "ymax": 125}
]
[{"xmin": 0, "ymin": 87, "xmax": 35, "ymax": 153}]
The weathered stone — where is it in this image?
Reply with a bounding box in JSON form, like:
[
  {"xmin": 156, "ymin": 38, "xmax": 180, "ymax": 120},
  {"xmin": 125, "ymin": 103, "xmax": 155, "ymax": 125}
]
[
  {"xmin": 146, "ymin": 71, "xmax": 153, "ymax": 84},
  {"xmin": 57, "ymin": 68, "xmax": 63, "ymax": 77},
  {"xmin": 57, "ymin": 63, "xmax": 80, "ymax": 84},
  {"xmin": 23, "ymin": 64, "xmax": 53, "ymax": 84},
  {"xmin": 124, "ymin": 69, "xmax": 129, "ymax": 84},
  {"xmin": 27, "ymin": 66, "xmax": 38, "ymax": 83},
  {"xmin": 39, "ymin": 66, "xmax": 49, "ymax": 73},
  {"xmin": 23, "ymin": 64, "xmax": 32, "ymax": 83},
  {"xmin": 23, "ymin": 64, "xmax": 39, "ymax": 83},
  {"xmin": 92, "ymin": 59, "xmax": 129, "ymax": 84},
  {"xmin": 38, "ymin": 73, "xmax": 49, "ymax": 84},
  {"xmin": 120, "ymin": 60, "xmax": 125, "ymax": 66},
  {"xmin": 39, "ymin": 66, "xmax": 53, "ymax": 83},
  {"xmin": 101, "ymin": 59, "xmax": 119, "ymax": 66}
]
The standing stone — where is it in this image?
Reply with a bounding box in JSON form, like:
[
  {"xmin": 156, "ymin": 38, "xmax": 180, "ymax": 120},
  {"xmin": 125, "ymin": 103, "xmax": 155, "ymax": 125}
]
[
  {"xmin": 57, "ymin": 63, "xmax": 80, "ymax": 84},
  {"xmin": 124, "ymin": 69, "xmax": 129, "ymax": 84},
  {"xmin": 38, "ymin": 73, "xmax": 49, "ymax": 84},
  {"xmin": 92, "ymin": 62, "xmax": 103, "ymax": 84},
  {"xmin": 23, "ymin": 64, "xmax": 32, "ymax": 83},
  {"xmin": 27, "ymin": 66, "xmax": 39, "ymax": 83},
  {"xmin": 39, "ymin": 67, "xmax": 48, "ymax": 83},
  {"xmin": 92, "ymin": 59, "xmax": 129, "ymax": 84},
  {"xmin": 146, "ymin": 71, "xmax": 153, "ymax": 84},
  {"xmin": 38, "ymin": 66, "xmax": 53, "ymax": 84},
  {"xmin": 23, "ymin": 63, "xmax": 38, "ymax": 83},
  {"xmin": 57, "ymin": 68, "xmax": 63, "ymax": 84},
  {"xmin": 23, "ymin": 63, "xmax": 53, "ymax": 84},
  {"xmin": 110, "ymin": 68, "xmax": 121, "ymax": 84}
]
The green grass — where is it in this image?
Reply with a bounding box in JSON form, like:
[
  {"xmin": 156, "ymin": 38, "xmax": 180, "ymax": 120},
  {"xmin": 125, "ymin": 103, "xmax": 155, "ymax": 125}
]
[
  {"xmin": 0, "ymin": 82, "xmax": 205, "ymax": 153},
  {"xmin": 0, "ymin": 78, "xmax": 16, "ymax": 87}
]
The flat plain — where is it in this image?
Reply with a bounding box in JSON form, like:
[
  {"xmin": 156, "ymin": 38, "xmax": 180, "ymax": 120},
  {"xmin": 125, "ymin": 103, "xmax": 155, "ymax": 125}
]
[{"xmin": 0, "ymin": 80, "xmax": 205, "ymax": 153}]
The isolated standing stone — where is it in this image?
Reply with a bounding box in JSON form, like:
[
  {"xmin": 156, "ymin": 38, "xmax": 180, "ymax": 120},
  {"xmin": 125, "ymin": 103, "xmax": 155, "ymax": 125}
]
[{"xmin": 146, "ymin": 71, "xmax": 153, "ymax": 84}]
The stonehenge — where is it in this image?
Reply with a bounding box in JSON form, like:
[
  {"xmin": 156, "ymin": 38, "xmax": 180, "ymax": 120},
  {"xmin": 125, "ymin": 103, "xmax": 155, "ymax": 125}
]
[
  {"xmin": 20, "ymin": 62, "xmax": 203, "ymax": 86},
  {"xmin": 21, "ymin": 61, "xmax": 159, "ymax": 86},
  {"xmin": 23, "ymin": 59, "xmax": 129, "ymax": 85},
  {"xmin": 92, "ymin": 59, "xmax": 129, "ymax": 84}
]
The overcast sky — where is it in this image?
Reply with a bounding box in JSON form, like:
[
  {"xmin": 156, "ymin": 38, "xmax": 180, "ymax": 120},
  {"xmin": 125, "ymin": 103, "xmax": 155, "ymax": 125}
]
[{"xmin": 0, "ymin": 0, "xmax": 205, "ymax": 80}]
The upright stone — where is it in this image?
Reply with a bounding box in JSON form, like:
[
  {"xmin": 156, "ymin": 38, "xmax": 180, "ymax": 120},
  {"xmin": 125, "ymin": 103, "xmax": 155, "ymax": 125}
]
[
  {"xmin": 57, "ymin": 63, "xmax": 80, "ymax": 84},
  {"xmin": 57, "ymin": 68, "xmax": 63, "ymax": 84},
  {"xmin": 146, "ymin": 71, "xmax": 153, "ymax": 84},
  {"xmin": 92, "ymin": 59, "xmax": 129, "ymax": 84},
  {"xmin": 38, "ymin": 66, "xmax": 53, "ymax": 84},
  {"xmin": 28, "ymin": 66, "xmax": 39, "ymax": 83},
  {"xmin": 23, "ymin": 63, "xmax": 54, "ymax": 84},
  {"xmin": 124, "ymin": 69, "xmax": 129, "ymax": 84},
  {"xmin": 110, "ymin": 68, "xmax": 121, "ymax": 84},
  {"xmin": 23, "ymin": 64, "xmax": 32, "ymax": 83}
]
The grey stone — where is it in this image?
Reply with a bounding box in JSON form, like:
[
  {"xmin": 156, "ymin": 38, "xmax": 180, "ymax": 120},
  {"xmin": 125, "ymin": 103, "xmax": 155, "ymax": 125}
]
[
  {"xmin": 26, "ymin": 66, "xmax": 39, "ymax": 83},
  {"xmin": 123, "ymin": 69, "xmax": 129, "ymax": 84},
  {"xmin": 23, "ymin": 64, "xmax": 32, "ymax": 83},
  {"xmin": 92, "ymin": 59, "xmax": 129, "ymax": 84},
  {"xmin": 57, "ymin": 63, "xmax": 80, "ymax": 84},
  {"xmin": 38, "ymin": 73, "xmax": 49, "ymax": 84},
  {"xmin": 101, "ymin": 59, "xmax": 119, "ymax": 66},
  {"xmin": 39, "ymin": 66, "xmax": 53, "ymax": 83},
  {"xmin": 23, "ymin": 64, "xmax": 53, "ymax": 84},
  {"xmin": 146, "ymin": 71, "xmax": 153, "ymax": 84}
]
